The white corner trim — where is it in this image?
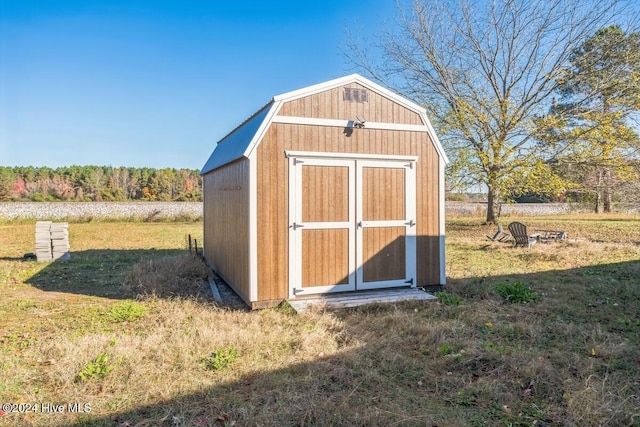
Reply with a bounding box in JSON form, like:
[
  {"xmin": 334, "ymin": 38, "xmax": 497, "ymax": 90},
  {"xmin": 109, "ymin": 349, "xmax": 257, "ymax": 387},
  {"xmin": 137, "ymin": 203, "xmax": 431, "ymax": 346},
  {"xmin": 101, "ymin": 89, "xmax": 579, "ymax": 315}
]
[
  {"xmin": 440, "ymin": 235, "xmax": 446, "ymax": 285},
  {"xmin": 420, "ymin": 112, "xmax": 450, "ymax": 165},
  {"xmin": 272, "ymin": 115, "xmax": 431, "ymax": 133},
  {"xmin": 249, "ymin": 157, "xmax": 258, "ymax": 302},
  {"xmin": 242, "ymin": 101, "xmax": 283, "ymax": 160},
  {"xmin": 439, "ymin": 156, "xmax": 447, "ymax": 285}
]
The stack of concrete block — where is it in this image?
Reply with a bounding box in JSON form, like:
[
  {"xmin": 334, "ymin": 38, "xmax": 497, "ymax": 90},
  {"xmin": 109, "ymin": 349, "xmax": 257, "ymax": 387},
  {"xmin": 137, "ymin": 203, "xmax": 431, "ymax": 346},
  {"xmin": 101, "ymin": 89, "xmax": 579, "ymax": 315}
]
[
  {"xmin": 35, "ymin": 221, "xmax": 70, "ymax": 262},
  {"xmin": 50, "ymin": 222, "xmax": 70, "ymax": 261},
  {"xmin": 35, "ymin": 221, "xmax": 53, "ymax": 262}
]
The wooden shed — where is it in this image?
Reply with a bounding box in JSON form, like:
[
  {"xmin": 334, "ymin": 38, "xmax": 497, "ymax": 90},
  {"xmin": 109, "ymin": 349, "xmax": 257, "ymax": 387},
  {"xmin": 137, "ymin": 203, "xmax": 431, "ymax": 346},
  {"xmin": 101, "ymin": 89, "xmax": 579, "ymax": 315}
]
[{"xmin": 201, "ymin": 74, "xmax": 448, "ymax": 309}]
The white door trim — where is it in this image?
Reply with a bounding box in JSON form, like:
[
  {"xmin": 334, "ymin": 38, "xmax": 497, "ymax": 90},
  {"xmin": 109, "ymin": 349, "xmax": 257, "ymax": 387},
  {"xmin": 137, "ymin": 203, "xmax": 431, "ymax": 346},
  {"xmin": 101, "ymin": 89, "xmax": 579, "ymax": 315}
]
[
  {"xmin": 288, "ymin": 157, "xmax": 356, "ymax": 297},
  {"xmin": 288, "ymin": 153, "xmax": 417, "ymax": 297},
  {"xmin": 355, "ymin": 159, "xmax": 417, "ymax": 290}
]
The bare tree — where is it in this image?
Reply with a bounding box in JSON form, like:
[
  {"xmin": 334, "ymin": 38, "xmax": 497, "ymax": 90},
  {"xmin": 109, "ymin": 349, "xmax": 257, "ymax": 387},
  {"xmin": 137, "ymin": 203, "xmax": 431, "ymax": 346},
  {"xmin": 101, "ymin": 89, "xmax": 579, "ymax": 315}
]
[{"xmin": 346, "ymin": 0, "xmax": 637, "ymax": 222}]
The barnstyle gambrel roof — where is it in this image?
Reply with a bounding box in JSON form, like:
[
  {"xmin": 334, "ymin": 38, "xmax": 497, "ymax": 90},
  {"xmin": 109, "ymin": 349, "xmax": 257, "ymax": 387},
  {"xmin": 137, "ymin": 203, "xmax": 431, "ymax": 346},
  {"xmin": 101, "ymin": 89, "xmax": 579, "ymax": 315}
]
[
  {"xmin": 201, "ymin": 74, "xmax": 448, "ymax": 175},
  {"xmin": 200, "ymin": 102, "xmax": 274, "ymax": 174}
]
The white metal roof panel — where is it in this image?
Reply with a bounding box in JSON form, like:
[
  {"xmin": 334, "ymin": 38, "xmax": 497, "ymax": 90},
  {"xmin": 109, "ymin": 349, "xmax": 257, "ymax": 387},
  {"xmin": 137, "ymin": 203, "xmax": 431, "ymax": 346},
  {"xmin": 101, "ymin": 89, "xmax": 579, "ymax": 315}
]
[{"xmin": 200, "ymin": 103, "xmax": 274, "ymax": 175}]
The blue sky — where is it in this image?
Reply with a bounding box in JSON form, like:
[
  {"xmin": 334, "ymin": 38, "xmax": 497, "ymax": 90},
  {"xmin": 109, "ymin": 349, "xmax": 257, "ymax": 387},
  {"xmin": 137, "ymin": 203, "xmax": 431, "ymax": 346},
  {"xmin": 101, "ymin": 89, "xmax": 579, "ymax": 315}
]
[{"xmin": 0, "ymin": 1, "xmax": 396, "ymax": 169}]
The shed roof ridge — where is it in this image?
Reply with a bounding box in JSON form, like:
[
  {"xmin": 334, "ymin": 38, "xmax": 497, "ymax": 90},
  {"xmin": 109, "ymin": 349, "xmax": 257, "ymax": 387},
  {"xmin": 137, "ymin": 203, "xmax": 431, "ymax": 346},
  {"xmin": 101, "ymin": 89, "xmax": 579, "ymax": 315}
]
[
  {"xmin": 201, "ymin": 74, "xmax": 449, "ymax": 176},
  {"xmin": 272, "ymin": 73, "xmax": 428, "ymax": 115},
  {"xmin": 216, "ymin": 100, "xmax": 273, "ymax": 145}
]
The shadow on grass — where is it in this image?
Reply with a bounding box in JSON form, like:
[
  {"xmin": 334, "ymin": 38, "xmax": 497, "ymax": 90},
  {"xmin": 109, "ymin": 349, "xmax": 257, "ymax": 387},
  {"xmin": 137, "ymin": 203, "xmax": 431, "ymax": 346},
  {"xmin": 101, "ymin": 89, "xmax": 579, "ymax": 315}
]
[
  {"xmin": 24, "ymin": 249, "xmax": 187, "ymax": 299},
  {"xmin": 52, "ymin": 260, "xmax": 640, "ymax": 427},
  {"xmin": 0, "ymin": 256, "xmax": 29, "ymax": 261}
]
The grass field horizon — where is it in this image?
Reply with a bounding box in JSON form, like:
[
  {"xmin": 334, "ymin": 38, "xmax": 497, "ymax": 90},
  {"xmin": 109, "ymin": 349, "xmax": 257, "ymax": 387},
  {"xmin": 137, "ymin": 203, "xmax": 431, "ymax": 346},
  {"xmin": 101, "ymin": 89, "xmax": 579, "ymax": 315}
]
[{"xmin": 1, "ymin": 216, "xmax": 638, "ymax": 426}]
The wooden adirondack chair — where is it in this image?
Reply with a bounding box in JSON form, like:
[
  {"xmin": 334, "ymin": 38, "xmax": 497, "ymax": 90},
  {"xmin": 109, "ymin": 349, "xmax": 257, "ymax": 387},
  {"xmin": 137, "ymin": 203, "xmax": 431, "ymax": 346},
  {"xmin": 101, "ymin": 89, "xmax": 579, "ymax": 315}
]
[
  {"xmin": 486, "ymin": 223, "xmax": 511, "ymax": 242},
  {"xmin": 508, "ymin": 222, "xmax": 538, "ymax": 248}
]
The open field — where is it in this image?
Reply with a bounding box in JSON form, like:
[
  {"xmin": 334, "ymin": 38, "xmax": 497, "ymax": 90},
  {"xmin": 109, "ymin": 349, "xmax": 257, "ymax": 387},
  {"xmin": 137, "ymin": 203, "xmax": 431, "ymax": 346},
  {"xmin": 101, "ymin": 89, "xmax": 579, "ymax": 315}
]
[
  {"xmin": 0, "ymin": 216, "xmax": 639, "ymax": 426},
  {"xmin": 0, "ymin": 202, "xmax": 203, "ymax": 222}
]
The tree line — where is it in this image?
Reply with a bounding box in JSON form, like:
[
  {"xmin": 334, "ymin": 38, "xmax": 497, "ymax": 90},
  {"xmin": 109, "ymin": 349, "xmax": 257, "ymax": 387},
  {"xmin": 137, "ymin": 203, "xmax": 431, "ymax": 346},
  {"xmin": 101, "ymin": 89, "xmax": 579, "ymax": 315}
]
[
  {"xmin": 0, "ymin": 166, "xmax": 202, "ymax": 202},
  {"xmin": 348, "ymin": 0, "xmax": 640, "ymax": 221}
]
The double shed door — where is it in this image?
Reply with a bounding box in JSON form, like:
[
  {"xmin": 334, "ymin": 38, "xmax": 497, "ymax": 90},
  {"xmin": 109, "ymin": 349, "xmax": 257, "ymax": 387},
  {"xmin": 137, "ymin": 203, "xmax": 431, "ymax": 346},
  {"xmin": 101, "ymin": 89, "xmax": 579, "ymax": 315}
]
[{"xmin": 288, "ymin": 154, "xmax": 417, "ymax": 297}]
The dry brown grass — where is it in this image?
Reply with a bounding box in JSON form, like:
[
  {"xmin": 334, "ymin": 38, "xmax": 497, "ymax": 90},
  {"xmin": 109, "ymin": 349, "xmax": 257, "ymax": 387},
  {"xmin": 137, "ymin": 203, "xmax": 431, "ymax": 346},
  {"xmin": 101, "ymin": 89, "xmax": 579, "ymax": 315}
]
[
  {"xmin": 122, "ymin": 254, "xmax": 211, "ymax": 299},
  {"xmin": 1, "ymin": 216, "xmax": 639, "ymax": 426}
]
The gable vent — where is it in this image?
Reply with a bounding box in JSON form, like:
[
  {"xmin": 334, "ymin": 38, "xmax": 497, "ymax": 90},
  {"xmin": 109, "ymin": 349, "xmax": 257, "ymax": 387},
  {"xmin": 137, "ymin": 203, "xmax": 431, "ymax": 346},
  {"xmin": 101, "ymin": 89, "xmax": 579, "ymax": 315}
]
[{"xmin": 344, "ymin": 87, "xmax": 369, "ymax": 103}]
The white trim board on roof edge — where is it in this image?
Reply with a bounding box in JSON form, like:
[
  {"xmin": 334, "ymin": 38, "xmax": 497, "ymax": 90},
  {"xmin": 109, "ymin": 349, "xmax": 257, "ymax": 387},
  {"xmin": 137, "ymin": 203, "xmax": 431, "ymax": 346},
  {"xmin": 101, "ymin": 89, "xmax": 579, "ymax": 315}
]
[
  {"xmin": 200, "ymin": 103, "xmax": 276, "ymax": 174},
  {"xmin": 273, "ymin": 74, "xmax": 426, "ymax": 115},
  {"xmin": 200, "ymin": 74, "xmax": 448, "ymax": 175}
]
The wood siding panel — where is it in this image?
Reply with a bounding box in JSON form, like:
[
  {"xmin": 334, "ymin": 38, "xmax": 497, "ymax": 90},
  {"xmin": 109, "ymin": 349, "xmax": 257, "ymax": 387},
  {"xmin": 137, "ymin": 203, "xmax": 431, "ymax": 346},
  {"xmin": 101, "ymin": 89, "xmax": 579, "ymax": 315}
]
[
  {"xmin": 203, "ymin": 160, "xmax": 251, "ymax": 303},
  {"xmin": 416, "ymin": 132, "xmax": 442, "ymax": 286},
  {"xmin": 362, "ymin": 227, "xmax": 406, "ymax": 282},
  {"xmin": 278, "ymin": 83, "xmax": 423, "ymax": 125},
  {"xmin": 257, "ymin": 123, "xmax": 442, "ymax": 300},
  {"xmin": 302, "ymin": 229, "xmax": 350, "ymax": 287},
  {"xmin": 256, "ymin": 123, "xmax": 287, "ymax": 301},
  {"xmin": 256, "ymin": 89, "xmax": 443, "ymax": 301},
  {"xmin": 362, "ymin": 167, "xmax": 405, "ymax": 221},
  {"xmin": 302, "ymin": 165, "xmax": 349, "ymax": 223}
]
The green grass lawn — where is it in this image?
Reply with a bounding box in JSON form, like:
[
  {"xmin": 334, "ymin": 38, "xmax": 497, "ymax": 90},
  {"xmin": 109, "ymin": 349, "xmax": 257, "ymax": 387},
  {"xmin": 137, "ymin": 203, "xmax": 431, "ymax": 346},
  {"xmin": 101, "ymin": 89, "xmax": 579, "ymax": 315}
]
[{"xmin": 0, "ymin": 216, "xmax": 638, "ymax": 426}]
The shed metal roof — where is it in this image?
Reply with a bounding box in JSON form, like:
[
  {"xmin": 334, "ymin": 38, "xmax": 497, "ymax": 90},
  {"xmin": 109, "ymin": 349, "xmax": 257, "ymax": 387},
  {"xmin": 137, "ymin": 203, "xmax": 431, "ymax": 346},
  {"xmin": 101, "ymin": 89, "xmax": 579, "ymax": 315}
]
[
  {"xmin": 201, "ymin": 74, "xmax": 448, "ymax": 175},
  {"xmin": 200, "ymin": 102, "xmax": 274, "ymax": 174}
]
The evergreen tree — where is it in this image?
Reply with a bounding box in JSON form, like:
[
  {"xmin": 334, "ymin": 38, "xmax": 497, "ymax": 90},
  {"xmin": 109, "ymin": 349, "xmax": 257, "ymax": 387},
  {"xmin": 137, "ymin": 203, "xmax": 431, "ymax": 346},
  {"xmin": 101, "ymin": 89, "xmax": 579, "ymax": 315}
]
[{"xmin": 536, "ymin": 26, "xmax": 640, "ymax": 212}]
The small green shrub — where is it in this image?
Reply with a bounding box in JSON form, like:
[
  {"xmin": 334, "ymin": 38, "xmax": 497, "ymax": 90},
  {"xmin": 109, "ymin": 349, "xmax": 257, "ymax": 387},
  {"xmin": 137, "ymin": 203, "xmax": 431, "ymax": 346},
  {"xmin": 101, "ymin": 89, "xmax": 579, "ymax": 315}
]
[
  {"xmin": 615, "ymin": 316, "xmax": 640, "ymax": 332},
  {"xmin": 434, "ymin": 292, "xmax": 463, "ymax": 306},
  {"xmin": 15, "ymin": 299, "xmax": 37, "ymax": 310},
  {"xmin": 2, "ymin": 333, "xmax": 36, "ymax": 350},
  {"xmin": 273, "ymin": 301, "xmax": 297, "ymax": 316},
  {"xmin": 201, "ymin": 347, "xmax": 239, "ymax": 371},
  {"xmin": 76, "ymin": 353, "xmax": 112, "ymax": 382},
  {"xmin": 439, "ymin": 343, "xmax": 463, "ymax": 356},
  {"xmin": 107, "ymin": 301, "xmax": 147, "ymax": 323},
  {"xmin": 495, "ymin": 282, "xmax": 540, "ymax": 303},
  {"xmin": 457, "ymin": 388, "xmax": 477, "ymax": 407},
  {"xmin": 483, "ymin": 341, "xmax": 510, "ymax": 354}
]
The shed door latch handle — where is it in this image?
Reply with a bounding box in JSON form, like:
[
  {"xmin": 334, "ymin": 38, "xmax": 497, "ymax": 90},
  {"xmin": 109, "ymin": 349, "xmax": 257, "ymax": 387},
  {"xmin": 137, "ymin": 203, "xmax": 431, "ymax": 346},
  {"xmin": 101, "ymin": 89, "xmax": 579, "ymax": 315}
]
[
  {"xmin": 405, "ymin": 220, "xmax": 415, "ymax": 227},
  {"xmin": 292, "ymin": 222, "xmax": 305, "ymax": 230}
]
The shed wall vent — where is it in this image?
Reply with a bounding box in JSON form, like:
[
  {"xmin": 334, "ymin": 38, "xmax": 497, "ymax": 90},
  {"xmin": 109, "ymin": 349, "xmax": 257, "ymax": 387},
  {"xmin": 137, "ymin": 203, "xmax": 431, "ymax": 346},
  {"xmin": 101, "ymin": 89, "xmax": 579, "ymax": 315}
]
[{"xmin": 344, "ymin": 87, "xmax": 369, "ymax": 103}]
